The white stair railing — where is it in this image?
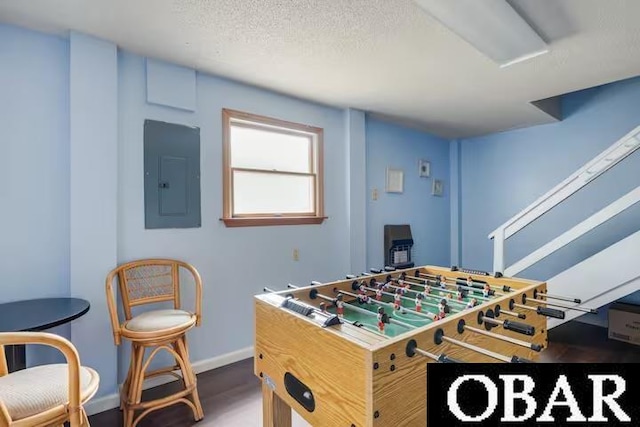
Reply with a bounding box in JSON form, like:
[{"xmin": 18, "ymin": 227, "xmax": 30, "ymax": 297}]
[{"xmin": 489, "ymin": 125, "xmax": 640, "ymax": 276}]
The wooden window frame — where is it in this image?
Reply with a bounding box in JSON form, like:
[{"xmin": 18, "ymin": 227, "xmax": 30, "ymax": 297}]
[{"xmin": 221, "ymin": 109, "xmax": 326, "ymax": 227}]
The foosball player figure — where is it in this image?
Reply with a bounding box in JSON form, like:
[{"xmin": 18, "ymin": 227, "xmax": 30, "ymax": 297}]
[
  {"xmin": 466, "ymin": 276, "xmax": 474, "ymax": 289},
  {"xmin": 335, "ymin": 294, "xmax": 344, "ymax": 317},
  {"xmin": 415, "ymin": 293, "xmax": 423, "ymax": 313},
  {"xmin": 375, "ymin": 284, "xmax": 383, "ymax": 301},
  {"xmin": 437, "ymin": 275, "xmax": 447, "ymax": 289},
  {"xmin": 394, "ymin": 288, "xmax": 402, "ymax": 311},
  {"xmin": 358, "ymin": 282, "xmax": 367, "ymax": 303},
  {"xmin": 457, "ymin": 291, "xmax": 464, "ymax": 301},
  {"xmin": 319, "ymin": 302, "xmax": 327, "ymax": 313},
  {"xmin": 466, "ymin": 298, "xmax": 478, "ymax": 309},
  {"xmin": 440, "ymin": 298, "xmax": 451, "ymax": 313},
  {"xmin": 483, "ymin": 283, "xmax": 491, "ymax": 298},
  {"xmin": 397, "ymin": 279, "xmax": 406, "ymax": 294},
  {"xmin": 424, "ymin": 284, "xmax": 431, "ymax": 295},
  {"xmin": 377, "ymin": 306, "xmax": 386, "ymax": 333},
  {"xmin": 436, "ymin": 299, "xmax": 447, "ymax": 320},
  {"xmin": 404, "ymin": 281, "xmax": 411, "ymax": 294}
]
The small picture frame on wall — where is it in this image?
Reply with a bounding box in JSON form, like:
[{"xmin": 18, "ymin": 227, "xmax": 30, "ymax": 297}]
[
  {"xmin": 419, "ymin": 159, "xmax": 430, "ymax": 177},
  {"xmin": 432, "ymin": 179, "xmax": 444, "ymax": 196},
  {"xmin": 386, "ymin": 168, "xmax": 404, "ymax": 193}
]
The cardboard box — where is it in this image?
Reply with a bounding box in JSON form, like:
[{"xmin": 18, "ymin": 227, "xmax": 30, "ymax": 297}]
[{"xmin": 608, "ymin": 302, "xmax": 640, "ymax": 345}]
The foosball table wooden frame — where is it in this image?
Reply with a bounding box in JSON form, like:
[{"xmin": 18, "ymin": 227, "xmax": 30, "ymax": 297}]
[{"xmin": 254, "ymin": 265, "xmax": 568, "ymax": 427}]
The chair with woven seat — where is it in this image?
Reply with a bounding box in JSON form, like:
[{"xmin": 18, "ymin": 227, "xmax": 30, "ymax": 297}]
[
  {"xmin": 0, "ymin": 332, "xmax": 100, "ymax": 427},
  {"xmin": 105, "ymin": 258, "xmax": 204, "ymax": 427}
]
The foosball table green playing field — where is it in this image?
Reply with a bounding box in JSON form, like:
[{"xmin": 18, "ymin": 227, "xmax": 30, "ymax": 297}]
[{"xmin": 254, "ymin": 265, "xmax": 593, "ymax": 427}]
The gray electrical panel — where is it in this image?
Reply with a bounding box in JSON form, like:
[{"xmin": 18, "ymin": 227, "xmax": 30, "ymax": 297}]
[{"xmin": 144, "ymin": 120, "xmax": 201, "ymax": 229}]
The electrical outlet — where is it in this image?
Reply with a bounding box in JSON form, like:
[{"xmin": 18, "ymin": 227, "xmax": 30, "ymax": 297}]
[
  {"xmin": 293, "ymin": 248, "xmax": 299, "ymax": 261},
  {"xmin": 372, "ymin": 188, "xmax": 378, "ymax": 201}
]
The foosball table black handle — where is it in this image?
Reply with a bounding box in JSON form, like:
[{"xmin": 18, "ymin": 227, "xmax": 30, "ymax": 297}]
[
  {"xmin": 438, "ymin": 354, "xmax": 463, "ymax": 363},
  {"xmin": 537, "ymin": 306, "xmax": 565, "ymax": 319},
  {"xmin": 531, "ymin": 343, "xmax": 543, "ymax": 352},
  {"xmin": 450, "ymin": 265, "xmax": 495, "ymax": 276},
  {"xmin": 502, "ymin": 319, "xmax": 535, "ymax": 336},
  {"xmin": 511, "ymin": 356, "xmax": 534, "ymax": 363}
]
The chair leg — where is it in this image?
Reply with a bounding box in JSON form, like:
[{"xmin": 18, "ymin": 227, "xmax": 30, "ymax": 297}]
[
  {"xmin": 176, "ymin": 336, "xmax": 204, "ymax": 420},
  {"xmin": 124, "ymin": 343, "xmax": 145, "ymax": 427},
  {"xmin": 121, "ymin": 343, "xmax": 136, "ymax": 410},
  {"xmin": 172, "ymin": 342, "xmax": 187, "ymax": 389}
]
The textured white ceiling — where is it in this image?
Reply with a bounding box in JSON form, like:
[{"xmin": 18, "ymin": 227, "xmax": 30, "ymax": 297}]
[{"xmin": 2, "ymin": 0, "xmax": 640, "ymax": 138}]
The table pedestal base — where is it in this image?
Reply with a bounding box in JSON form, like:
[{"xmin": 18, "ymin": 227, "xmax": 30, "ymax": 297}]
[{"xmin": 4, "ymin": 344, "xmax": 26, "ymax": 373}]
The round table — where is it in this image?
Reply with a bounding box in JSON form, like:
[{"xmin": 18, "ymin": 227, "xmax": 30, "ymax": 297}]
[{"xmin": 0, "ymin": 298, "xmax": 90, "ymax": 372}]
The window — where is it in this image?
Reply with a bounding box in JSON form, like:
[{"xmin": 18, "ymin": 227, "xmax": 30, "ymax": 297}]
[{"xmin": 222, "ymin": 109, "xmax": 325, "ymax": 227}]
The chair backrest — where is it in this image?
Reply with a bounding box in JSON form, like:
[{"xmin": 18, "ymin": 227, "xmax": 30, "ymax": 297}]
[
  {"xmin": 106, "ymin": 258, "xmax": 203, "ymax": 345},
  {"xmin": 118, "ymin": 260, "xmax": 179, "ymax": 316},
  {"xmin": 0, "ymin": 332, "xmax": 98, "ymax": 427}
]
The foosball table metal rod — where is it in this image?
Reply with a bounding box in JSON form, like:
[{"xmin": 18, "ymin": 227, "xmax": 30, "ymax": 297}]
[
  {"xmin": 283, "ymin": 284, "xmax": 389, "ymax": 337},
  {"xmin": 402, "ymin": 275, "xmax": 505, "ymax": 299},
  {"xmin": 478, "ymin": 309, "xmax": 535, "ymax": 336},
  {"xmin": 398, "ymin": 281, "xmax": 527, "ymax": 319},
  {"xmin": 497, "ymin": 307, "xmax": 526, "ymax": 319},
  {"xmin": 337, "ymin": 289, "xmax": 435, "ymax": 322},
  {"xmin": 533, "ymin": 289, "xmax": 581, "ymax": 304},
  {"xmin": 382, "ymin": 279, "xmax": 471, "ymax": 310},
  {"xmin": 303, "ymin": 284, "xmax": 418, "ymax": 329},
  {"xmin": 404, "ymin": 340, "xmax": 464, "ymax": 363},
  {"xmin": 338, "ymin": 299, "xmax": 416, "ymax": 330},
  {"xmin": 409, "ymin": 270, "xmax": 513, "ymax": 294},
  {"xmin": 433, "ymin": 328, "xmax": 533, "ymax": 363},
  {"xmin": 509, "ymin": 299, "xmax": 566, "ymax": 319},
  {"xmin": 457, "ymin": 320, "xmax": 542, "ymax": 352},
  {"xmin": 522, "ymin": 294, "xmax": 597, "ymax": 314},
  {"xmin": 356, "ymin": 281, "xmax": 447, "ymax": 313}
]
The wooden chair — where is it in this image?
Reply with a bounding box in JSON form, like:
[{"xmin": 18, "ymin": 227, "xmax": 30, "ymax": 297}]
[
  {"xmin": 105, "ymin": 258, "xmax": 204, "ymax": 427},
  {"xmin": 0, "ymin": 332, "xmax": 100, "ymax": 427}
]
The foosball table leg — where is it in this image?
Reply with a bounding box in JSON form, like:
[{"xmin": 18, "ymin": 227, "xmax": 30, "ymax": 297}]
[{"xmin": 262, "ymin": 381, "xmax": 292, "ymax": 427}]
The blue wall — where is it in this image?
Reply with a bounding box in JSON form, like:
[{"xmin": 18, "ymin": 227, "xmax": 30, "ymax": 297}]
[
  {"xmin": 117, "ymin": 52, "xmax": 353, "ymax": 380},
  {"xmin": 458, "ymin": 77, "xmax": 640, "ymax": 297},
  {"xmin": 0, "ymin": 25, "xmax": 71, "ymax": 366},
  {"xmin": 0, "ymin": 25, "xmax": 70, "ymax": 301},
  {"xmin": 366, "ymin": 118, "xmax": 451, "ymax": 270},
  {"xmin": 69, "ymin": 31, "xmax": 119, "ymax": 397}
]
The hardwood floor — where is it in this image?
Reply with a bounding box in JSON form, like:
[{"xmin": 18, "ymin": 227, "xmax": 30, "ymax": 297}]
[{"xmin": 89, "ymin": 321, "xmax": 640, "ymax": 427}]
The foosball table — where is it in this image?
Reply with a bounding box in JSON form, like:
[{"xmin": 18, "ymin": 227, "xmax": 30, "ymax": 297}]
[{"xmin": 254, "ymin": 265, "xmax": 592, "ymax": 427}]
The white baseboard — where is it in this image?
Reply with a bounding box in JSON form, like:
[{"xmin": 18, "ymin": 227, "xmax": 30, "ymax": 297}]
[{"xmin": 84, "ymin": 346, "xmax": 254, "ymax": 416}]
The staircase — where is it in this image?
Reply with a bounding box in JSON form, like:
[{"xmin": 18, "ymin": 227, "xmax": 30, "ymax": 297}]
[
  {"xmin": 547, "ymin": 230, "xmax": 640, "ymax": 328},
  {"xmin": 488, "ymin": 125, "xmax": 640, "ymax": 328}
]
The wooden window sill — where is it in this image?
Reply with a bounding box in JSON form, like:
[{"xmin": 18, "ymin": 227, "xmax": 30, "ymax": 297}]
[{"xmin": 221, "ymin": 216, "xmax": 327, "ymax": 227}]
